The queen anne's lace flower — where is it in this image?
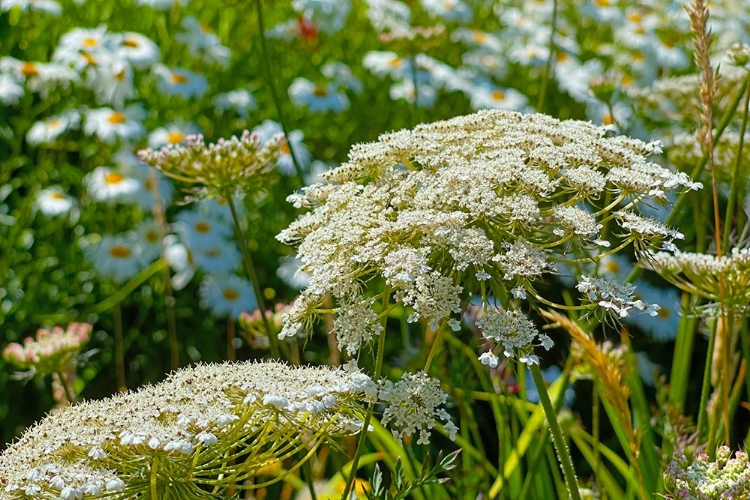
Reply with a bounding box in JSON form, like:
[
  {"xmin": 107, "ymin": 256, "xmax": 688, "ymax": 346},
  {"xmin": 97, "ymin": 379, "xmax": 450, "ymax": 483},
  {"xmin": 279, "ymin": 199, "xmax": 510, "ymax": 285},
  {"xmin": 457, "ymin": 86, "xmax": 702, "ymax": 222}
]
[
  {"xmin": 378, "ymin": 371, "xmax": 457, "ymax": 445},
  {"xmin": 476, "ymin": 308, "xmax": 552, "ymax": 365},
  {"xmin": 278, "ymin": 109, "xmax": 698, "ymax": 362},
  {"xmin": 645, "ymin": 248, "xmax": 750, "ymax": 315},
  {"xmin": 0, "ymin": 362, "xmax": 376, "ymax": 498}
]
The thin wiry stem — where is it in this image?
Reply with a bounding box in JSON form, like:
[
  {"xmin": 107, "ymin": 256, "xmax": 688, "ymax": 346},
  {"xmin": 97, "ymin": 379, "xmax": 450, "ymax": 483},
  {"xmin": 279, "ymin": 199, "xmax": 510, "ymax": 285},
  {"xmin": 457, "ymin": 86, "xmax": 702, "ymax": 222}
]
[
  {"xmin": 113, "ymin": 301, "xmax": 126, "ymax": 392},
  {"xmin": 536, "ymin": 0, "xmax": 558, "ymax": 113},
  {"xmin": 225, "ymin": 191, "xmax": 282, "ymax": 359},
  {"xmin": 254, "ymin": 0, "xmax": 305, "ymax": 185}
]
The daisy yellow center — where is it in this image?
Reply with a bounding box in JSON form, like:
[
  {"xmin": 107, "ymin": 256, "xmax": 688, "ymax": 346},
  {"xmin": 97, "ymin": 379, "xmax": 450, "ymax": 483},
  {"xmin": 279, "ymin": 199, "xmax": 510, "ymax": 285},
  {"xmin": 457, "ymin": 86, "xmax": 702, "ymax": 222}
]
[
  {"xmin": 491, "ymin": 90, "xmax": 505, "ymax": 101},
  {"xmin": 21, "ymin": 62, "xmax": 39, "ymax": 77},
  {"xmin": 632, "ymin": 51, "xmax": 645, "ymax": 63},
  {"xmin": 473, "ymin": 31, "xmax": 486, "ymax": 44},
  {"xmin": 443, "ymin": 0, "xmax": 455, "ymax": 8},
  {"xmin": 555, "ymin": 51, "xmax": 568, "ymax": 62},
  {"xmin": 223, "ymin": 289, "xmax": 239, "ymax": 301},
  {"xmin": 83, "ymin": 37, "xmax": 98, "ymax": 48},
  {"xmin": 205, "ymin": 248, "xmax": 220, "ymax": 257},
  {"xmin": 603, "ymin": 114, "xmax": 614, "ymax": 125},
  {"xmin": 200, "ymin": 23, "xmax": 213, "ymax": 33},
  {"xmin": 47, "ymin": 118, "xmax": 62, "ymax": 128},
  {"xmin": 281, "ymin": 143, "xmax": 290, "ymax": 154},
  {"xmin": 604, "ymin": 260, "xmax": 619, "ymax": 273},
  {"xmin": 389, "ymin": 57, "xmax": 402, "ymax": 68},
  {"xmin": 595, "ymin": 0, "xmax": 611, "ymax": 6},
  {"xmin": 145, "ymin": 230, "xmax": 160, "ymax": 243},
  {"xmin": 123, "ymin": 38, "xmax": 140, "ymax": 48},
  {"xmin": 313, "ymin": 86, "xmax": 328, "ymax": 97},
  {"xmin": 115, "ymin": 68, "xmax": 127, "ymax": 82},
  {"xmin": 620, "ymin": 74, "xmax": 634, "ymax": 87},
  {"xmin": 105, "ymin": 172, "xmax": 125, "ymax": 184},
  {"xmin": 168, "ymin": 131, "xmax": 185, "ymax": 144},
  {"xmin": 195, "ymin": 221, "xmax": 211, "ymax": 233},
  {"xmin": 108, "ymin": 112, "xmax": 127, "ymax": 124},
  {"xmin": 145, "ymin": 178, "xmax": 155, "ymax": 190},
  {"xmin": 171, "ymin": 73, "xmax": 189, "ymax": 84},
  {"xmin": 635, "ymin": 26, "xmax": 646, "ymax": 35},
  {"xmin": 658, "ymin": 307, "xmax": 671, "ymax": 319},
  {"xmin": 627, "ymin": 12, "xmax": 642, "ymax": 23},
  {"xmin": 51, "ymin": 192, "xmax": 67, "ymax": 200},
  {"xmin": 109, "ymin": 245, "xmax": 132, "ymax": 259}
]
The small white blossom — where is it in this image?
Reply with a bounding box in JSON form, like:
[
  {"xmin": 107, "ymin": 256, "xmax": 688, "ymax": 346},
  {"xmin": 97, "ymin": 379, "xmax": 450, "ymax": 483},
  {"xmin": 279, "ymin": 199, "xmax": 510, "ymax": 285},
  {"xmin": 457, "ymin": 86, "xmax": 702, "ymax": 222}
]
[{"xmin": 379, "ymin": 372, "xmax": 455, "ymax": 445}]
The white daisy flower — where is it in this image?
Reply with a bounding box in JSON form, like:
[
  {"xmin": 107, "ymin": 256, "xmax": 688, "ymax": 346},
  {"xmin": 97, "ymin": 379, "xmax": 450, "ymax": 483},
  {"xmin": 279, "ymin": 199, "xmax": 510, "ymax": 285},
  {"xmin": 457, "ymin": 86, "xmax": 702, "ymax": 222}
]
[
  {"xmin": 88, "ymin": 59, "xmax": 135, "ymax": 108},
  {"xmin": 53, "ymin": 26, "xmax": 117, "ymax": 72},
  {"xmin": 420, "ymin": 0, "xmax": 471, "ymax": 22},
  {"xmin": 321, "ymin": 61, "xmax": 362, "ymax": 93},
  {"xmin": 35, "ymin": 186, "xmax": 76, "ymax": 216},
  {"xmin": 199, "ymin": 274, "xmax": 257, "ymax": 319},
  {"xmin": 26, "ymin": 110, "xmax": 80, "ymax": 146},
  {"xmin": 116, "ymin": 32, "xmax": 160, "ymax": 70},
  {"xmin": 625, "ymin": 280, "xmax": 681, "ymax": 343},
  {"xmin": 466, "ymin": 82, "xmax": 528, "ymax": 111},
  {"xmin": 0, "ymin": 74, "xmax": 24, "ymax": 105},
  {"xmin": 147, "ymin": 120, "xmax": 201, "ymax": 149},
  {"xmin": 212, "ymin": 89, "xmax": 257, "ymax": 118},
  {"xmin": 85, "ymin": 234, "xmax": 146, "ymax": 283},
  {"xmin": 252, "ymin": 120, "xmax": 312, "ymax": 175},
  {"xmin": 84, "ymin": 166, "xmax": 141, "ymax": 204},
  {"xmin": 362, "ymin": 51, "xmax": 410, "ymax": 79},
  {"xmin": 114, "ymin": 150, "xmax": 175, "ymax": 209},
  {"xmin": 83, "ymin": 105, "xmax": 146, "ymax": 144},
  {"xmin": 132, "ymin": 218, "xmax": 164, "ymax": 263},
  {"xmin": 174, "ymin": 210, "xmax": 233, "ymax": 250},
  {"xmin": 0, "ymin": 57, "xmax": 79, "ymax": 94},
  {"xmin": 176, "ymin": 16, "xmax": 230, "ymax": 67},
  {"xmin": 152, "ymin": 64, "xmax": 208, "ymax": 99},
  {"xmin": 193, "ymin": 242, "xmax": 242, "ymax": 274},
  {"xmin": 1, "ymin": 0, "xmax": 62, "ymax": 15},
  {"xmin": 288, "ymin": 77, "xmax": 349, "ymax": 113}
]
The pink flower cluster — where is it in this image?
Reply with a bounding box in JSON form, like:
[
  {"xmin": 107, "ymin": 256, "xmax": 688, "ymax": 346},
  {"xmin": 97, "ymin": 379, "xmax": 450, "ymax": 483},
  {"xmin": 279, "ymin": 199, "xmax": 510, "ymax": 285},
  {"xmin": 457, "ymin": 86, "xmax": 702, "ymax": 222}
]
[{"xmin": 2, "ymin": 323, "xmax": 92, "ymax": 373}]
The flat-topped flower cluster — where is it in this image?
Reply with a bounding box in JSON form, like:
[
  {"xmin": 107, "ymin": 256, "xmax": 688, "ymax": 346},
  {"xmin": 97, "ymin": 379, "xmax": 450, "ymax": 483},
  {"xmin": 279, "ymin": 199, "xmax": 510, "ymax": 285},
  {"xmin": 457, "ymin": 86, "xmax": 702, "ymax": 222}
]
[
  {"xmin": 278, "ymin": 110, "xmax": 700, "ymax": 363},
  {"xmin": 0, "ymin": 362, "xmax": 376, "ymax": 499},
  {"xmin": 2, "ymin": 323, "xmax": 92, "ymax": 375}
]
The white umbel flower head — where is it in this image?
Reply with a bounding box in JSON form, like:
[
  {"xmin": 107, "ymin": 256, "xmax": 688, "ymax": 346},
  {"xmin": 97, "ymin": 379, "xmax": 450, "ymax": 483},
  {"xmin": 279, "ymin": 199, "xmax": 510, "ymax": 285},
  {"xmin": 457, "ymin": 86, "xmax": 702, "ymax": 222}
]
[
  {"xmin": 278, "ymin": 109, "xmax": 698, "ymax": 362},
  {"xmin": 379, "ymin": 371, "xmax": 456, "ymax": 445},
  {"xmin": 0, "ymin": 362, "xmax": 375, "ymax": 497}
]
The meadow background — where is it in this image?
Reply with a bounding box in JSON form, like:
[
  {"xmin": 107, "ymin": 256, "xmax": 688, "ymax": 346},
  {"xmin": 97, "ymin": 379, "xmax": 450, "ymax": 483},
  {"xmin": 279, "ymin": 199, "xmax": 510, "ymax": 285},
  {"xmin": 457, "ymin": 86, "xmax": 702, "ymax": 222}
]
[{"xmin": 1, "ymin": 0, "xmax": 750, "ymax": 498}]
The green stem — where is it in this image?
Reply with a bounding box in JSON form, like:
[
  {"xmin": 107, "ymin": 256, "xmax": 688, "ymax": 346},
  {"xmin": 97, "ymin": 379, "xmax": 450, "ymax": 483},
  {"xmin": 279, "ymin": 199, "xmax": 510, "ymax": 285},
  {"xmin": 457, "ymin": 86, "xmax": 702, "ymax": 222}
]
[
  {"xmin": 54, "ymin": 371, "xmax": 77, "ymax": 405},
  {"xmin": 225, "ymin": 192, "xmax": 281, "ymax": 359},
  {"xmin": 721, "ymin": 80, "xmax": 750, "ymax": 250},
  {"xmin": 113, "ymin": 301, "xmax": 126, "ymax": 392},
  {"xmin": 162, "ymin": 266, "xmax": 180, "ymax": 370},
  {"xmin": 253, "ymin": 0, "xmax": 305, "ymax": 185},
  {"xmin": 529, "ymin": 363, "xmax": 581, "ymax": 500},
  {"xmin": 697, "ymin": 317, "xmax": 719, "ymax": 442},
  {"xmin": 341, "ymin": 286, "xmax": 390, "ymax": 500},
  {"xmin": 536, "ymin": 0, "xmax": 558, "ymax": 113}
]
